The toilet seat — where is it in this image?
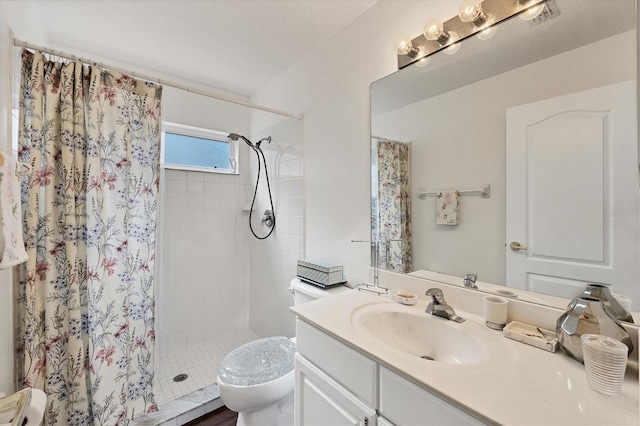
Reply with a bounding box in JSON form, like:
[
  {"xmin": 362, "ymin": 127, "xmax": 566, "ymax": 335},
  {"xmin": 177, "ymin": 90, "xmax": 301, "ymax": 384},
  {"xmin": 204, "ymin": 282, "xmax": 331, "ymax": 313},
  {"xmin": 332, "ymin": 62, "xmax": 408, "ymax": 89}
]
[{"xmin": 218, "ymin": 336, "xmax": 295, "ymax": 386}]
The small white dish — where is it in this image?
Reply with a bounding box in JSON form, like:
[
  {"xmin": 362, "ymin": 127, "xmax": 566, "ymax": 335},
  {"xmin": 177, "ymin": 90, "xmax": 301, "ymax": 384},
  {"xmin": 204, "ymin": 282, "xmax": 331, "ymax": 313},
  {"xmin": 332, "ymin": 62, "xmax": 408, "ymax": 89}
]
[
  {"xmin": 388, "ymin": 290, "xmax": 418, "ymax": 305},
  {"xmin": 495, "ymin": 289, "xmax": 519, "ymax": 298},
  {"xmin": 503, "ymin": 321, "xmax": 558, "ymax": 352}
]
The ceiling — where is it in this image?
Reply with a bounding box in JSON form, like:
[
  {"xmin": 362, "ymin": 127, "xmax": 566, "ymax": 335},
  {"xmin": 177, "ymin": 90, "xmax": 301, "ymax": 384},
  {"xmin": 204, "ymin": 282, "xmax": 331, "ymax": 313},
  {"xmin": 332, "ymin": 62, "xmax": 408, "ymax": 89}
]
[{"xmin": 34, "ymin": 0, "xmax": 378, "ymax": 97}]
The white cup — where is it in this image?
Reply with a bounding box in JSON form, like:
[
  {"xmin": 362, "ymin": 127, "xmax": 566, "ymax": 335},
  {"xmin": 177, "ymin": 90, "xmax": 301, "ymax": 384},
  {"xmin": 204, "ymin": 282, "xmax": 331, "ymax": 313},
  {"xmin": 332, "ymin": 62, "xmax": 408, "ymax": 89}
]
[{"xmin": 484, "ymin": 296, "xmax": 508, "ymax": 330}]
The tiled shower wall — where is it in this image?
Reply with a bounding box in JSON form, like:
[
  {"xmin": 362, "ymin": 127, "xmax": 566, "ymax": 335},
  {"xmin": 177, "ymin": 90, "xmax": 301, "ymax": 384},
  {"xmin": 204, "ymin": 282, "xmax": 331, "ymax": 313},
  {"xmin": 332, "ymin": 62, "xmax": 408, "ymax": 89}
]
[
  {"xmin": 248, "ymin": 118, "xmax": 304, "ymax": 338},
  {"xmin": 158, "ymin": 86, "xmax": 252, "ymax": 359},
  {"xmin": 159, "ymin": 169, "xmax": 251, "ymax": 357}
]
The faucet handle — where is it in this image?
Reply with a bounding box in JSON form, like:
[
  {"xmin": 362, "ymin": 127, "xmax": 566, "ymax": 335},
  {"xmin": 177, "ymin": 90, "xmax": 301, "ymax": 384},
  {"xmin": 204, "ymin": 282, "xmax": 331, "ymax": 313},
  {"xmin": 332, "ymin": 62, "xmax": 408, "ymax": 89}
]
[
  {"xmin": 463, "ymin": 273, "xmax": 478, "ymax": 289},
  {"xmin": 425, "ymin": 288, "xmax": 445, "ymax": 305}
]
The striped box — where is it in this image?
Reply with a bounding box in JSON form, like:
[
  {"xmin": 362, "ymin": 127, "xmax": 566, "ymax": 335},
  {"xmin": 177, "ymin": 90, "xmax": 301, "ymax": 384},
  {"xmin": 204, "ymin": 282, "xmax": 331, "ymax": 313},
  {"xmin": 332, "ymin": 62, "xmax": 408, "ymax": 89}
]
[{"xmin": 297, "ymin": 259, "xmax": 344, "ymax": 287}]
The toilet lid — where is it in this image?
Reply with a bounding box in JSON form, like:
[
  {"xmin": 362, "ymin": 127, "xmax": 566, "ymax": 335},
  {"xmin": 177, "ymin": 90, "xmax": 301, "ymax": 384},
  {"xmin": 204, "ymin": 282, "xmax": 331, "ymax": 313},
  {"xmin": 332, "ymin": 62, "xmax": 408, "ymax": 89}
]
[{"xmin": 218, "ymin": 337, "xmax": 296, "ymax": 386}]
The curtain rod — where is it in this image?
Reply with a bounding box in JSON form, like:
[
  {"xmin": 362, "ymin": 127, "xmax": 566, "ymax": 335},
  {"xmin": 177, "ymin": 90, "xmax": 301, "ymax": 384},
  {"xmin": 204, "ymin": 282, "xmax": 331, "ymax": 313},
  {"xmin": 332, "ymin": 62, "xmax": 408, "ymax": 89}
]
[
  {"xmin": 13, "ymin": 38, "xmax": 303, "ymax": 121},
  {"xmin": 372, "ymin": 135, "xmax": 409, "ymax": 144}
]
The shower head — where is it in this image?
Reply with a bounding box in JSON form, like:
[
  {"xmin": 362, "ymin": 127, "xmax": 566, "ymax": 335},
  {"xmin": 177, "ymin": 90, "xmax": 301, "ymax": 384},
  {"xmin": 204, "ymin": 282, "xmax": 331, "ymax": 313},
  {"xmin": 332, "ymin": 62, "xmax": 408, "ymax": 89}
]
[{"xmin": 228, "ymin": 133, "xmax": 254, "ymax": 148}]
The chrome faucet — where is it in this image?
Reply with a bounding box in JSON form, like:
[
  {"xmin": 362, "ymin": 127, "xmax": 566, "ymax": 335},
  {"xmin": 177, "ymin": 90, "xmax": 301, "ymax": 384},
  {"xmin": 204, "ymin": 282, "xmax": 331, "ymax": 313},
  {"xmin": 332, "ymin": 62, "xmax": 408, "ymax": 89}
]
[
  {"xmin": 425, "ymin": 288, "xmax": 465, "ymax": 323},
  {"xmin": 463, "ymin": 273, "xmax": 478, "ymax": 289}
]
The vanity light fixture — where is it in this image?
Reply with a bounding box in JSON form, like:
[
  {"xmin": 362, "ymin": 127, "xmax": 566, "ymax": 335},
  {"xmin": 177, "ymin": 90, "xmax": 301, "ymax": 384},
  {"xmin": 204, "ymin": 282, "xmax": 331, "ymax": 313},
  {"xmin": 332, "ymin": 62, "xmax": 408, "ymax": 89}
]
[
  {"xmin": 424, "ymin": 19, "xmax": 461, "ymax": 55},
  {"xmin": 395, "ymin": 0, "xmax": 548, "ymax": 69}
]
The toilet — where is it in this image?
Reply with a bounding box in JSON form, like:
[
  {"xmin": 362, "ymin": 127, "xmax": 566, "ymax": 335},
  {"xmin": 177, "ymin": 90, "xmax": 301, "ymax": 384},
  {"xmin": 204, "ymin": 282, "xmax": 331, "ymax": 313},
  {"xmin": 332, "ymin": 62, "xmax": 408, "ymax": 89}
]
[
  {"xmin": 0, "ymin": 388, "xmax": 47, "ymax": 426},
  {"xmin": 217, "ymin": 278, "xmax": 350, "ymax": 426}
]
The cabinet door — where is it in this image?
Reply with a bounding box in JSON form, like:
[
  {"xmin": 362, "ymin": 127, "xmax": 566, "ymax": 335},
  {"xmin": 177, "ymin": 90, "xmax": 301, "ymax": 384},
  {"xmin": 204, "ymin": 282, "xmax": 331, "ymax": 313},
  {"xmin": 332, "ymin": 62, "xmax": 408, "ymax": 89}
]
[
  {"xmin": 296, "ymin": 319, "xmax": 377, "ymax": 407},
  {"xmin": 295, "ymin": 354, "xmax": 376, "ymax": 426}
]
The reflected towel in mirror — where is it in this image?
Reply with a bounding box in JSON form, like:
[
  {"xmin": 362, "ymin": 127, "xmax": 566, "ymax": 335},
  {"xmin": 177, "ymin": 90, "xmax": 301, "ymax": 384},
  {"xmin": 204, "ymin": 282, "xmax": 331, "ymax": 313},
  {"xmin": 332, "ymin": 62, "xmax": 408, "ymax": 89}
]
[
  {"xmin": 436, "ymin": 190, "xmax": 459, "ymax": 225},
  {"xmin": 0, "ymin": 151, "xmax": 28, "ymax": 269}
]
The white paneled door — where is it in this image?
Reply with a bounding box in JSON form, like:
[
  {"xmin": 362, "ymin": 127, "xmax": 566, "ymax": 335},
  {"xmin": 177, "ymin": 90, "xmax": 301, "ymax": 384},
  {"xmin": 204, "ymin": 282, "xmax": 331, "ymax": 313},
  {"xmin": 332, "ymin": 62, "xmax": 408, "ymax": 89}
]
[{"xmin": 506, "ymin": 81, "xmax": 638, "ymax": 301}]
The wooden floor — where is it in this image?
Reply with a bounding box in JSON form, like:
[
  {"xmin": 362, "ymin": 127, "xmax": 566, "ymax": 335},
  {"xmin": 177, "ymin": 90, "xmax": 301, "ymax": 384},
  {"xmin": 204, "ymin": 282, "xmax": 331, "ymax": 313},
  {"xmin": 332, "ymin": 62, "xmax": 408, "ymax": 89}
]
[{"xmin": 184, "ymin": 406, "xmax": 238, "ymax": 426}]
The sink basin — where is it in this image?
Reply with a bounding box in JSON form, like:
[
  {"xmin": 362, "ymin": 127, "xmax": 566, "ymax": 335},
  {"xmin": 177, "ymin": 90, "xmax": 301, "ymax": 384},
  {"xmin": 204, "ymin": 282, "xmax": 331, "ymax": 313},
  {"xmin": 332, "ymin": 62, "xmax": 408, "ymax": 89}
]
[{"xmin": 351, "ymin": 302, "xmax": 510, "ymax": 365}]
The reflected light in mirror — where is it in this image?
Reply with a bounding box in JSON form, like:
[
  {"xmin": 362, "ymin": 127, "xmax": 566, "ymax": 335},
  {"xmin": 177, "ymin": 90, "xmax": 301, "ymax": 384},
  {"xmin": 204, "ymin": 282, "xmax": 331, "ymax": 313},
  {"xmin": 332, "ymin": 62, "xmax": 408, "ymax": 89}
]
[
  {"xmin": 519, "ymin": 3, "xmax": 545, "ymax": 20},
  {"xmin": 415, "ymin": 46, "xmax": 431, "ymax": 67},
  {"xmin": 477, "ymin": 23, "xmax": 498, "ymax": 40},
  {"xmin": 443, "ymin": 33, "xmax": 462, "ymax": 55}
]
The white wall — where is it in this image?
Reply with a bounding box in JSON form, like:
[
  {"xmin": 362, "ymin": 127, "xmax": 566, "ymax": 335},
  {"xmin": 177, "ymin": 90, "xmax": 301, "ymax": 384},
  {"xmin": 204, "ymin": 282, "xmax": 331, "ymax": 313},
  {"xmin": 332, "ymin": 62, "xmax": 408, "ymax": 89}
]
[
  {"xmin": 373, "ymin": 31, "xmax": 636, "ymax": 285},
  {"xmin": 251, "ymin": 1, "xmax": 460, "ymax": 286}
]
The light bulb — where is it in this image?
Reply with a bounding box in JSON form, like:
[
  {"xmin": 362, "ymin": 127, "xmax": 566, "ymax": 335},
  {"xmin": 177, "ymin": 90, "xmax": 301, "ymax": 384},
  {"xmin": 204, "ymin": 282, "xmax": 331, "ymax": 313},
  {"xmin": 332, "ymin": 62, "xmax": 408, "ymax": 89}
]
[
  {"xmin": 519, "ymin": 3, "xmax": 545, "ymax": 20},
  {"xmin": 458, "ymin": 0, "xmax": 483, "ymax": 23},
  {"xmin": 424, "ymin": 19, "xmax": 445, "ymax": 40},
  {"xmin": 394, "ymin": 36, "xmax": 414, "ymax": 55},
  {"xmin": 415, "ymin": 46, "xmax": 430, "ymax": 67}
]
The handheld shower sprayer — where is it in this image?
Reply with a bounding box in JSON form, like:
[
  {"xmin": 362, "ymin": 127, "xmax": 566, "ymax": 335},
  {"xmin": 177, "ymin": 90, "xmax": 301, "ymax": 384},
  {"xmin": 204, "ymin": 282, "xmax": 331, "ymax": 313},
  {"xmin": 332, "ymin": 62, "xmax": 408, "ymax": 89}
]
[
  {"xmin": 228, "ymin": 133, "xmax": 255, "ymax": 148},
  {"xmin": 228, "ymin": 132, "xmax": 275, "ymax": 240}
]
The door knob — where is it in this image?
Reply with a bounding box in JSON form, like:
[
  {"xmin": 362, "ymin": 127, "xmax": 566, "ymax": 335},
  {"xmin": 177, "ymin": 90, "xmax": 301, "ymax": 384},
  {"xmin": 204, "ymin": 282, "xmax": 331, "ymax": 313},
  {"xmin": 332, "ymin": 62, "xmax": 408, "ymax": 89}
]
[{"xmin": 510, "ymin": 241, "xmax": 527, "ymax": 251}]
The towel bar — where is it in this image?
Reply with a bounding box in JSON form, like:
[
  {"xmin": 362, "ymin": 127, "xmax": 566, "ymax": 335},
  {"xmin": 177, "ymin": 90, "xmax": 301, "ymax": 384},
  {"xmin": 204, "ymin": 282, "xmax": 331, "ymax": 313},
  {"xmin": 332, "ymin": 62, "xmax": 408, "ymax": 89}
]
[{"xmin": 417, "ymin": 184, "xmax": 490, "ymax": 199}]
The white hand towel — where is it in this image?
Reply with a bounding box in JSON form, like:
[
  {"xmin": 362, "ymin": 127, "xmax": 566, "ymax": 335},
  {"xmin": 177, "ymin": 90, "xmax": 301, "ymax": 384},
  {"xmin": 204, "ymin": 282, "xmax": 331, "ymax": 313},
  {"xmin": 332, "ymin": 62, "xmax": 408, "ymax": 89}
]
[
  {"xmin": 436, "ymin": 190, "xmax": 459, "ymax": 225},
  {"xmin": 0, "ymin": 152, "xmax": 27, "ymax": 269}
]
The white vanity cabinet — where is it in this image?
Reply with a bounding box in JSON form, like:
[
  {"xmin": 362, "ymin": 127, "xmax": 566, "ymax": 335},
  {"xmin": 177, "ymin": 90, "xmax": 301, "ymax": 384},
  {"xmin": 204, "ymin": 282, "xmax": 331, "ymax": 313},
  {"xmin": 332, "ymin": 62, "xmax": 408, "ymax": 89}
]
[{"xmin": 295, "ymin": 318, "xmax": 484, "ymax": 426}]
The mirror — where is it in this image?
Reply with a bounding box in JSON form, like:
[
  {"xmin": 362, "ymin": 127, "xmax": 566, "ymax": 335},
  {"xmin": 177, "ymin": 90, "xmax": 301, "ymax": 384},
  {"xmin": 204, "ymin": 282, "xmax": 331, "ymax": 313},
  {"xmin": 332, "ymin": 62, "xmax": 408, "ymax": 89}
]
[{"xmin": 371, "ymin": 0, "xmax": 638, "ymax": 321}]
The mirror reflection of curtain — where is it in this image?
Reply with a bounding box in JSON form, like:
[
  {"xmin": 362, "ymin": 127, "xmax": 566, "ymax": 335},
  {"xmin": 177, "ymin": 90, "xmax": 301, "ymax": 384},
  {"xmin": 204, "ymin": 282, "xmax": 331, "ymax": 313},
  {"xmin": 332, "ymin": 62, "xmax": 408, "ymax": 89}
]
[
  {"xmin": 376, "ymin": 139, "xmax": 412, "ymax": 273},
  {"xmin": 16, "ymin": 50, "xmax": 162, "ymax": 424}
]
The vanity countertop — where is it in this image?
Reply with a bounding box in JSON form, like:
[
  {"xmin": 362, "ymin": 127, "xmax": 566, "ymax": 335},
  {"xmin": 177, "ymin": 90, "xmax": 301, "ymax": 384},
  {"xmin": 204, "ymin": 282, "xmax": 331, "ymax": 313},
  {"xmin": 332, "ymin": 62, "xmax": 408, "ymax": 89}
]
[{"xmin": 290, "ymin": 289, "xmax": 639, "ymax": 425}]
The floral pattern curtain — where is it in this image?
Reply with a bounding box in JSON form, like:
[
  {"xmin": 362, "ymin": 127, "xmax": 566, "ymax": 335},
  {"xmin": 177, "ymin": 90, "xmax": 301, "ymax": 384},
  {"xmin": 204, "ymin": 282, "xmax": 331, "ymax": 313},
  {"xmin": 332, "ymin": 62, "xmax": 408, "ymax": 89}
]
[
  {"xmin": 16, "ymin": 50, "xmax": 162, "ymax": 425},
  {"xmin": 376, "ymin": 140, "xmax": 412, "ymax": 273}
]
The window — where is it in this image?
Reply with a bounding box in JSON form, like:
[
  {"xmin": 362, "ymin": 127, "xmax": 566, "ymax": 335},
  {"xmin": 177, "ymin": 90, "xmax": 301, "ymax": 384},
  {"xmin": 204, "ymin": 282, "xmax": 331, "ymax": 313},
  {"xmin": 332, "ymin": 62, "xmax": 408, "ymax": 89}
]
[{"xmin": 162, "ymin": 122, "xmax": 237, "ymax": 174}]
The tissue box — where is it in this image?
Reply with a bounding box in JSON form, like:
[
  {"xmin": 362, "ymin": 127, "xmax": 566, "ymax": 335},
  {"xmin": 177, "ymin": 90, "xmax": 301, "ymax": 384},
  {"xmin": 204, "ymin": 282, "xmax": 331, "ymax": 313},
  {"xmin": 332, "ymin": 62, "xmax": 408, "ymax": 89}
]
[{"xmin": 297, "ymin": 259, "xmax": 344, "ymax": 288}]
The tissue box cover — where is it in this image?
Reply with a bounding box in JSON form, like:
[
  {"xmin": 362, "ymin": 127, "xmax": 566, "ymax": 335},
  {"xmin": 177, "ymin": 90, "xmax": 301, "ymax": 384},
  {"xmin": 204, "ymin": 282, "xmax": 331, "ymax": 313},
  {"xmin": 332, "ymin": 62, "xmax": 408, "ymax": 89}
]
[{"xmin": 297, "ymin": 259, "xmax": 343, "ymax": 286}]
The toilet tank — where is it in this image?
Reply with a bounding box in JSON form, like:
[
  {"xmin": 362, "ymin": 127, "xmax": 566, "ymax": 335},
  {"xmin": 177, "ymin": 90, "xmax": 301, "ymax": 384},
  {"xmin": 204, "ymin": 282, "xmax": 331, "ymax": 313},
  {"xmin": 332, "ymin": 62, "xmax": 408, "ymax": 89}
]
[{"xmin": 290, "ymin": 278, "xmax": 350, "ymax": 305}]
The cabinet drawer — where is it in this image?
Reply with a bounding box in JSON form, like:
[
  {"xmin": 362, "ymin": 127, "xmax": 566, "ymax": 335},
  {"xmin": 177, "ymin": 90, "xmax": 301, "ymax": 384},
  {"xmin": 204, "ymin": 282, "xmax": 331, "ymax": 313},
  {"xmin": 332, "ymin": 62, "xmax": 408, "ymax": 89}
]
[
  {"xmin": 296, "ymin": 318, "xmax": 377, "ymax": 407},
  {"xmin": 379, "ymin": 367, "xmax": 483, "ymax": 426}
]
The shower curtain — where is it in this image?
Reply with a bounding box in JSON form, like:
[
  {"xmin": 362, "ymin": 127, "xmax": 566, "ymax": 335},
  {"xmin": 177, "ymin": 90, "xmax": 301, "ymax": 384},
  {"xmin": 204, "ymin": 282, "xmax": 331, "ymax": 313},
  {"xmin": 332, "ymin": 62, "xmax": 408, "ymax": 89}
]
[
  {"xmin": 376, "ymin": 140, "xmax": 412, "ymax": 273},
  {"xmin": 16, "ymin": 50, "xmax": 162, "ymax": 425}
]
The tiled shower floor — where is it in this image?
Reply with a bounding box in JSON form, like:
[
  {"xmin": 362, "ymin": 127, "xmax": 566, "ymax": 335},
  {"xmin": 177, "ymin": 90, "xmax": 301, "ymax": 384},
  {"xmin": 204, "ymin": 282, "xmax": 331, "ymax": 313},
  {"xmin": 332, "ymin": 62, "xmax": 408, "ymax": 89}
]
[
  {"xmin": 134, "ymin": 329, "xmax": 259, "ymax": 425},
  {"xmin": 155, "ymin": 329, "xmax": 259, "ymax": 405}
]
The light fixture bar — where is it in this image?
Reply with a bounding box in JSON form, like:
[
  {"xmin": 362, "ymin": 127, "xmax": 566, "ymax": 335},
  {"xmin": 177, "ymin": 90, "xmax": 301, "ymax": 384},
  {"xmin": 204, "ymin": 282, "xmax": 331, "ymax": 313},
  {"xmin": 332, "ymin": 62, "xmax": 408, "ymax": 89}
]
[{"xmin": 397, "ymin": 0, "xmax": 548, "ymax": 69}]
